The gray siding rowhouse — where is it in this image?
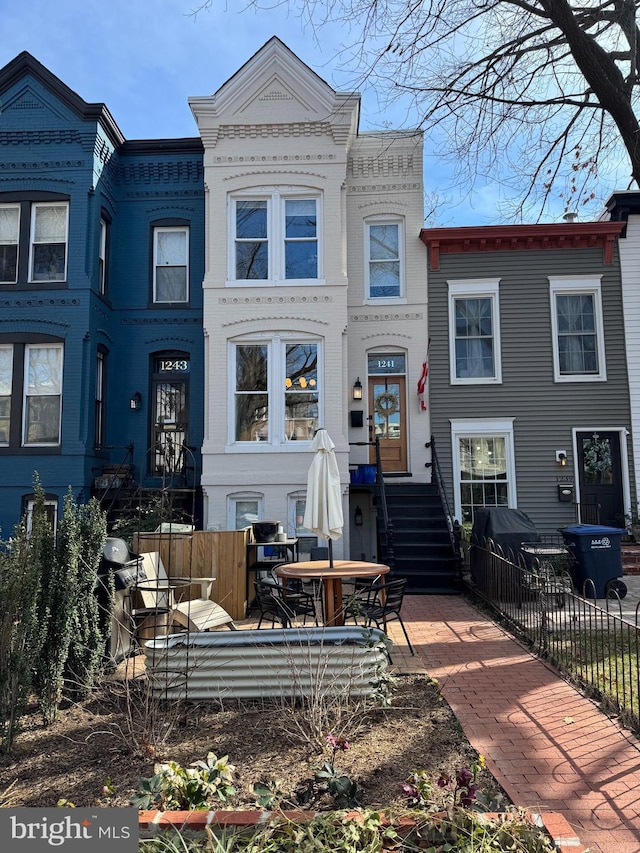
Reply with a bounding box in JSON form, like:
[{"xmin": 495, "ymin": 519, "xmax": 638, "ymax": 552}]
[{"xmin": 421, "ymin": 222, "xmax": 633, "ymax": 535}]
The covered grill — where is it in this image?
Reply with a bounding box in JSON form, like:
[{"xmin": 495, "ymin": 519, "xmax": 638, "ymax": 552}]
[{"xmin": 97, "ymin": 537, "xmax": 147, "ymax": 663}]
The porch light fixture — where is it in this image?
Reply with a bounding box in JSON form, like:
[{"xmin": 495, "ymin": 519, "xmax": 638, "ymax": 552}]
[
  {"xmin": 352, "ymin": 378, "xmax": 363, "ymax": 400},
  {"xmin": 556, "ymin": 450, "xmax": 567, "ymax": 466},
  {"xmin": 354, "ymin": 505, "xmax": 363, "ymax": 526},
  {"xmin": 130, "ymin": 392, "xmax": 142, "ymax": 411}
]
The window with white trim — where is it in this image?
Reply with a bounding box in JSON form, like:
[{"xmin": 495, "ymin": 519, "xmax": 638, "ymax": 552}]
[
  {"xmin": 29, "ymin": 203, "xmax": 68, "ymax": 282},
  {"xmin": 95, "ymin": 349, "xmax": 106, "ymax": 447},
  {"xmin": 25, "ymin": 495, "xmax": 58, "ymax": 536},
  {"xmin": 0, "ymin": 204, "xmax": 19, "ymax": 283},
  {"xmin": 0, "ymin": 344, "xmax": 12, "ymax": 445},
  {"xmin": 231, "ymin": 190, "xmax": 320, "ymax": 283},
  {"xmin": 232, "ymin": 337, "xmax": 319, "ymax": 446},
  {"xmin": 99, "ymin": 216, "xmax": 108, "ymax": 295},
  {"xmin": 448, "ymin": 280, "xmax": 501, "ymax": 384},
  {"xmin": 153, "ymin": 226, "xmax": 189, "ymax": 303},
  {"xmin": 23, "ymin": 344, "xmax": 63, "ymax": 446},
  {"xmin": 228, "ymin": 494, "xmax": 263, "ymax": 530},
  {"xmin": 451, "ymin": 419, "xmax": 516, "ymax": 524},
  {"xmin": 549, "ymin": 277, "xmax": 606, "ymax": 381},
  {"xmin": 366, "ymin": 219, "xmax": 403, "ymax": 299}
]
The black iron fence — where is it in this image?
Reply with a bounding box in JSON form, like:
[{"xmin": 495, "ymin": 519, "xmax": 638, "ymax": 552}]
[{"xmin": 467, "ymin": 537, "xmax": 640, "ymax": 734}]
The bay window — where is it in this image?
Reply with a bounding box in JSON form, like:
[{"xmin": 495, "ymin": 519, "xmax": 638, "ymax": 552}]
[
  {"xmin": 231, "ymin": 190, "xmax": 320, "ymax": 283},
  {"xmin": 232, "ymin": 337, "xmax": 319, "ymax": 446}
]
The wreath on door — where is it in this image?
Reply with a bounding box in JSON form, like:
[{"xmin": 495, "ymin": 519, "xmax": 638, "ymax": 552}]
[{"xmin": 374, "ymin": 390, "xmax": 399, "ymax": 418}]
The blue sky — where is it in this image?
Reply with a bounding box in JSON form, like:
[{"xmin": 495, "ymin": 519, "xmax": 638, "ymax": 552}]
[{"xmin": 0, "ymin": 0, "xmax": 621, "ymax": 225}]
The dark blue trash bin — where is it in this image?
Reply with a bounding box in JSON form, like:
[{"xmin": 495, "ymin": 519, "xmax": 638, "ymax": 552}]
[{"xmin": 561, "ymin": 524, "xmax": 627, "ymax": 598}]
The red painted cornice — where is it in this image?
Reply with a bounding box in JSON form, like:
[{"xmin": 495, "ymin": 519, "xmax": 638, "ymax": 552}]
[{"xmin": 420, "ymin": 222, "xmax": 625, "ymax": 270}]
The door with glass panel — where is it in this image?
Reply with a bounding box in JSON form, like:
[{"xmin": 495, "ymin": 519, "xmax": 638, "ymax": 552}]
[
  {"xmin": 151, "ymin": 355, "xmax": 189, "ymax": 479},
  {"xmin": 367, "ymin": 353, "xmax": 408, "ymax": 473}
]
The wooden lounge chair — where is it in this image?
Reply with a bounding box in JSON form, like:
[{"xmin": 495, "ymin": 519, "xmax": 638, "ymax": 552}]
[{"xmin": 135, "ymin": 551, "xmax": 235, "ymax": 632}]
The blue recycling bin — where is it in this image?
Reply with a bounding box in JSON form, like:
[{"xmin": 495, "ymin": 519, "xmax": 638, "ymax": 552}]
[{"xmin": 561, "ymin": 524, "xmax": 627, "ymax": 598}]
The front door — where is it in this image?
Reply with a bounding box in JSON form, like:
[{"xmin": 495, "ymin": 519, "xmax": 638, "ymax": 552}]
[
  {"xmin": 369, "ymin": 375, "xmax": 408, "ymax": 473},
  {"xmin": 576, "ymin": 431, "xmax": 624, "ymax": 527}
]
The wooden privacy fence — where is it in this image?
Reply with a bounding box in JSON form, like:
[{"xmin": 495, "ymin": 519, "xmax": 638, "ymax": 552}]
[{"xmin": 133, "ymin": 529, "xmax": 249, "ymax": 620}]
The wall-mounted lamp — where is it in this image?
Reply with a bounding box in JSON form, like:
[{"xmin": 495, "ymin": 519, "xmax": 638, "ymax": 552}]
[
  {"xmin": 354, "ymin": 505, "xmax": 363, "ymax": 526},
  {"xmin": 352, "ymin": 378, "xmax": 363, "ymax": 400},
  {"xmin": 556, "ymin": 450, "xmax": 567, "ymax": 466},
  {"xmin": 130, "ymin": 392, "xmax": 142, "ymax": 411}
]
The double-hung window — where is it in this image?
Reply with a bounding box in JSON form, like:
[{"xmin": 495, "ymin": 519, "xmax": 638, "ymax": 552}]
[
  {"xmin": 451, "ymin": 419, "xmax": 516, "ymax": 525},
  {"xmin": 449, "ymin": 280, "xmax": 501, "ymax": 384},
  {"xmin": 0, "ymin": 338, "xmax": 64, "ymax": 449},
  {"xmin": 366, "ymin": 219, "xmax": 403, "ymax": 299},
  {"xmin": 99, "ymin": 216, "xmax": 109, "ymax": 295},
  {"xmin": 549, "ymin": 277, "xmax": 606, "ymax": 381},
  {"xmin": 95, "ymin": 349, "xmax": 106, "ymax": 447},
  {"xmin": 29, "ymin": 203, "xmax": 68, "ymax": 282},
  {"xmin": 231, "ymin": 190, "xmax": 320, "ymax": 283},
  {"xmin": 154, "ymin": 227, "xmax": 189, "ymax": 303},
  {"xmin": 232, "ymin": 337, "xmax": 319, "ymax": 446},
  {"xmin": 0, "ymin": 197, "xmax": 69, "ymax": 285},
  {"xmin": 0, "ymin": 205, "xmax": 19, "ymax": 283},
  {"xmin": 0, "ymin": 344, "xmax": 12, "ymax": 445},
  {"xmin": 23, "ymin": 344, "xmax": 63, "ymax": 446}
]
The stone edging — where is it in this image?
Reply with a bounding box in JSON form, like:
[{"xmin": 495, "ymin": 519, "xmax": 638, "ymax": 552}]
[{"xmin": 138, "ymin": 808, "xmax": 587, "ymax": 853}]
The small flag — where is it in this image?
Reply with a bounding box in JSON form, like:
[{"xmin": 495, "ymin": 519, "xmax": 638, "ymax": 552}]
[{"xmin": 417, "ymin": 341, "xmax": 430, "ymax": 412}]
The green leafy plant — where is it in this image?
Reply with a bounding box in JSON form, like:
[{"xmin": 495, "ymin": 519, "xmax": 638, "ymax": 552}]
[
  {"xmin": 132, "ymin": 753, "xmax": 236, "ymax": 811},
  {"xmin": 402, "ymin": 756, "xmax": 487, "ymax": 813},
  {"xmin": 295, "ymin": 733, "xmax": 361, "ymax": 809}
]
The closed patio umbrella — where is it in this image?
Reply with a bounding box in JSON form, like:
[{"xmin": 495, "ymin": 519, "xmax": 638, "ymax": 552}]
[{"xmin": 303, "ymin": 428, "xmax": 343, "ymax": 567}]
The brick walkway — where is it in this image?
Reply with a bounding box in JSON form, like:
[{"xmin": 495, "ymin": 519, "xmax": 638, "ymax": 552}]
[{"xmin": 384, "ymin": 594, "xmax": 640, "ymax": 853}]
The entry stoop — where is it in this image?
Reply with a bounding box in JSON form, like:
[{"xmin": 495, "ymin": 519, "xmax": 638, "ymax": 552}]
[
  {"xmin": 622, "ymin": 541, "xmax": 640, "ymax": 575},
  {"xmin": 384, "ymin": 483, "xmax": 461, "ymax": 594}
]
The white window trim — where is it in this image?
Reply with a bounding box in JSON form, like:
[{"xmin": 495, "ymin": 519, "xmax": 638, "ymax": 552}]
[
  {"xmin": 99, "ymin": 218, "xmax": 107, "ymax": 295},
  {"xmin": 226, "ymin": 333, "xmax": 322, "ymax": 452},
  {"xmin": 450, "ymin": 418, "xmax": 516, "ymax": 523},
  {"xmin": 364, "ymin": 217, "xmax": 406, "ymax": 304},
  {"xmin": 227, "ymin": 188, "xmax": 324, "ymax": 287},
  {"xmin": 0, "ymin": 343, "xmax": 12, "ymax": 446},
  {"xmin": 25, "ymin": 497, "xmax": 58, "ymax": 536},
  {"xmin": 549, "ymin": 276, "xmax": 606, "ymax": 382},
  {"xmin": 153, "ymin": 226, "xmax": 189, "ymax": 303},
  {"xmin": 22, "ymin": 343, "xmax": 63, "ymax": 447},
  {"xmin": 0, "ymin": 203, "xmax": 20, "ymax": 284},
  {"xmin": 28, "ymin": 202, "xmax": 69, "ymax": 283},
  {"xmin": 227, "ymin": 492, "xmax": 264, "ymax": 531},
  {"xmin": 448, "ymin": 279, "xmax": 502, "ymax": 385}
]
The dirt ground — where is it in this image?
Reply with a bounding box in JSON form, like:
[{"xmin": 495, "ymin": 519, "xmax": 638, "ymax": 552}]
[{"xmin": 0, "ymin": 663, "xmax": 508, "ymax": 813}]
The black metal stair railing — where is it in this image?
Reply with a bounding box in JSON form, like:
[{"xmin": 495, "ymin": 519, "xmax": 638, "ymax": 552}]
[
  {"xmin": 349, "ymin": 437, "xmax": 394, "ymax": 570},
  {"xmin": 92, "ymin": 443, "xmax": 135, "ymax": 518},
  {"xmin": 427, "ymin": 435, "xmax": 462, "ymax": 582}
]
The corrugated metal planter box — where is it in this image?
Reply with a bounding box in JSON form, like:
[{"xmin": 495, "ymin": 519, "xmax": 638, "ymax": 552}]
[{"xmin": 144, "ymin": 626, "xmax": 390, "ymax": 700}]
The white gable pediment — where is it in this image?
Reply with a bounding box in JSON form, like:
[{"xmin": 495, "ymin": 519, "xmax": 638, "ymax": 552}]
[{"xmin": 190, "ymin": 37, "xmax": 360, "ymax": 146}]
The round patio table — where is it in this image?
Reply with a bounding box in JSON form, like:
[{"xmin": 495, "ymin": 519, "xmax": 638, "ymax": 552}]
[{"xmin": 275, "ymin": 559, "xmax": 389, "ymax": 626}]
